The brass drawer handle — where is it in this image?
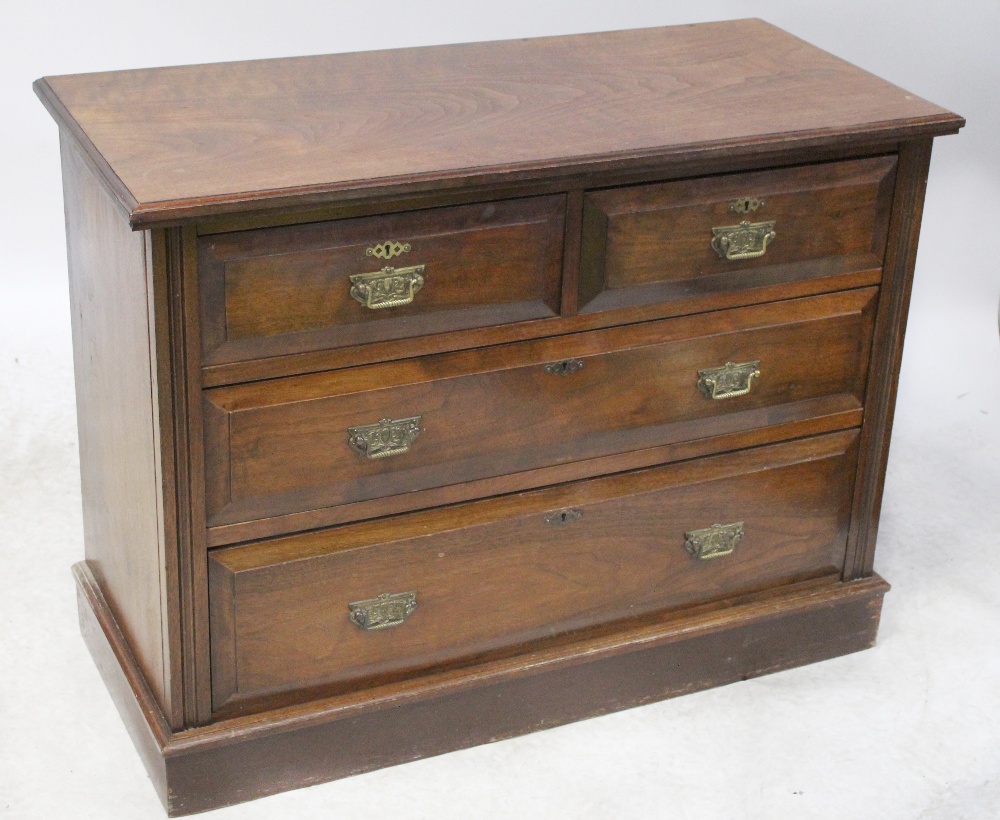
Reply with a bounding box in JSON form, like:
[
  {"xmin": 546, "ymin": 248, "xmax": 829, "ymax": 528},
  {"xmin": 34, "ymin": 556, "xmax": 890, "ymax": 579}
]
[
  {"xmin": 544, "ymin": 359, "xmax": 585, "ymax": 376},
  {"xmin": 348, "ymin": 416, "xmax": 422, "ymax": 459},
  {"xmin": 349, "ymin": 264, "xmax": 426, "ymax": 309},
  {"xmin": 684, "ymin": 522, "xmax": 744, "ymax": 560},
  {"xmin": 697, "ymin": 360, "xmax": 760, "ymax": 400},
  {"xmin": 711, "ymin": 220, "xmax": 776, "ymax": 260},
  {"xmin": 545, "ymin": 508, "xmax": 583, "ymax": 525},
  {"xmin": 348, "ymin": 591, "xmax": 417, "ymax": 630}
]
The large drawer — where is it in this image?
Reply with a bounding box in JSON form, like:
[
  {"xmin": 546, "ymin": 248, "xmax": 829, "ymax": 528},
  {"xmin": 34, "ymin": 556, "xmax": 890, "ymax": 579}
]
[
  {"xmin": 208, "ymin": 430, "xmax": 860, "ymax": 715},
  {"xmin": 580, "ymin": 157, "xmax": 896, "ymax": 313},
  {"xmin": 203, "ymin": 288, "xmax": 876, "ymax": 530},
  {"xmin": 199, "ymin": 195, "xmax": 566, "ymax": 364}
]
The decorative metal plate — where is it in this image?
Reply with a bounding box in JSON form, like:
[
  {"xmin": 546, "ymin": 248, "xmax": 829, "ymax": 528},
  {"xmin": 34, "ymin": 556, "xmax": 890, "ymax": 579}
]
[
  {"xmin": 348, "ymin": 416, "xmax": 422, "ymax": 459},
  {"xmin": 697, "ymin": 360, "xmax": 761, "ymax": 400},
  {"xmin": 349, "ymin": 264, "xmax": 425, "ymax": 309},
  {"xmin": 711, "ymin": 220, "xmax": 777, "ymax": 260},
  {"xmin": 684, "ymin": 522, "xmax": 744, "ymax": 560},
  {"xmin": 729, "ymin": 196, "xmax": 764, "ymax": 214},
  {"xmin": 366, "ymin": 240, "xmax": 412, "ymax": 260},
  {"xmin": 544, "ymin": 359, "xmax": 585, "ymax": 376},
  {"xmin": 545, "ymin": 508, "xmax": 583, "ymax": 525},
  {"xmin": 348, "ymin": 591, "xmax": 417, "ymax": 630}
]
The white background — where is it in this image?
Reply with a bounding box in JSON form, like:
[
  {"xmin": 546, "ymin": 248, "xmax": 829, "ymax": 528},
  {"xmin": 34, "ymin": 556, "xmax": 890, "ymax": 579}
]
[{"xmin": 2, "ymin": 2, "xmax": 998, "ymax": 818}]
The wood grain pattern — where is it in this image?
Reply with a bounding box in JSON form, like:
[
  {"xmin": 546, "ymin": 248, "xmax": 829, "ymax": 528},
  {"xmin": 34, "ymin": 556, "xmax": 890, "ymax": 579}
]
[
  {"xmin": 61, "ymin": 136, "xmax": 177, "ymax": 720},
  {"xmin": 200, "ymin": 195, "xmax": 565, "ymax": 364},
  {"xmin": 76, "ymin": 557, "xmax": 889, "ymax": 816},
  {"xmin": 34, "ymin": 20, "xmax": 962, "ymax": 226},
  {"xmin": 205, "ymin": 400, "xmax": 863, "ymax": 547},
  {"xmin": 42, "ymin": 20, "xmax": 964, "ymax": 815},
  {"xmin": 581, "ymin": 156, "xmax": 896, "ymax": 313},
  {"xmin": 209, "ymin": 430, "xmax": 859, "ymax": 715},
  {"xmin": 844, "ymin": 139, "xmax": 934, "ymax": 579},
  {"xmin": 203, "ymin": 289, "xmax": 875, "ymax": 530}
]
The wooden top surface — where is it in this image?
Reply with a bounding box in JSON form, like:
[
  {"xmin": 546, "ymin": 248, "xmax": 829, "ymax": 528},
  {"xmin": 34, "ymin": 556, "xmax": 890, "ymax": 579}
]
[{"xmin": 35, "ymin": 19, "xmax": 963, "ymax": 227}]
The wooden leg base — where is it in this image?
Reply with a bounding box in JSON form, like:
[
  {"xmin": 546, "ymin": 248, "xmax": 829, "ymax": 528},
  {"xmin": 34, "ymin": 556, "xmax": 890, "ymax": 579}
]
[{"xmin": 74, "ymin": 561, "xmax": 890, "ymax": 817}]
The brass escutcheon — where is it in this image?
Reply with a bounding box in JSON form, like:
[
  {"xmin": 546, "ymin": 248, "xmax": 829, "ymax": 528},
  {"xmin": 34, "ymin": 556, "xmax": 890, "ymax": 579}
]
[
  {"xmin": 349, "ymin": 264, "xmax": 425, "ymax": 309},
  {"xmin": 697, "ymin": 360, "xmax": 761, "ymax": 400},
  {"xmin": 348, "ymin": 591, "xmax": 417, "ymax": 630},
  {"xmin": 545, "ymin": 509, "xmax": 583, "ymax": 525},
  {"xmin": 684, "ymin": 522, "xmax": 745, "ymax": 560},
  {"xmin": 544, "ymin": 359, "xmax": 585, "ymax": 376},
  {"xmin": 729, "ymin": 196, "xmax": 764, "ymax": 214},
  {"xmin": 348, "ymin": 416, "xmax": 422, "ymax": 459},
  {"xmin": 366, "ymin": 240, "xmax": 411, "ymax": 260},
  {"xmin": 711, "ymin": 220, "xmax": 777, "ymax": 260}
]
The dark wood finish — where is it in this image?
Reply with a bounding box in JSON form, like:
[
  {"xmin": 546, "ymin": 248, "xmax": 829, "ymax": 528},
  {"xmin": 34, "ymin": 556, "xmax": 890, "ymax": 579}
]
[
  {"xmin": 204, "ymin": 258, "xmax": 882, "ymax": 388},
  {"xmin": 191, "ymin": 137, "xmax": 917, "ymax": 237},
  {"xmin": 180, "ymin": 225, "xmax": 215, "ymax": 725},
  {"xmin": 40, "ymin": 21, "xmax": 963, "ymax": 817},
  {"xmin": 61, "ymin": 136, "xmax": 181, "ymax": 725},
  {"xmin": 844, "ymin": 139, "xmax": 935, "ymax": 579},
  {"xmin": 204, "ymin": 289, "xmax": 875, "ymax": 531},
  {"xmin": 35, "ymin": 21, "xmax": 961, "ymax": 227},
  {"xmin": 76, "ymin": 558, "xmax": 889, "ymax": 816},
  {"xmin": 209, "ymin": 431, "xmax": 859, "ymax": 715},
  {"xmin": 145, "ymin": 229, "xmax": 186, "ymax": 730},
  {"xmin": 206, "ymin": 401, "xmax": 863, "ymax": 547},
  {"xmin": 560, "ymin": 189, "xmax": 585, "ymax": 316},
  {"xmin": 580, "ymin": 156, "xmax": 896, "ymax": 313},
  {"xmin": 199, "ymin": 195, "xmax": 565, "ymax": 364}
]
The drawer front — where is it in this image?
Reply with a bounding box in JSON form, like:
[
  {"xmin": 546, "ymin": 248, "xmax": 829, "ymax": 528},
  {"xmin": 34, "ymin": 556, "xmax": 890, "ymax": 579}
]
[
  {"xmin": 580, "ymin": 157, "xmax": 896, "ymax": 313},
  {"xmin": 209, "ymin": 430, "xmax": 859, "ymax": 714},
  {"xmin": 199, "ymin": 195, "xmax": 566, "ymax": 364},
  {"xmin": 203, "ymin": 288, "xmax": 875, "ymax": 529}
]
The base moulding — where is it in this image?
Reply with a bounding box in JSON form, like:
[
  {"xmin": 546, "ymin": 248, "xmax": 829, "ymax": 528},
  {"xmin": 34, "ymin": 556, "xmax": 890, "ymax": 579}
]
[{"xmin": 73, "ymin": 561, "xmax": 890, "ymax": 816}]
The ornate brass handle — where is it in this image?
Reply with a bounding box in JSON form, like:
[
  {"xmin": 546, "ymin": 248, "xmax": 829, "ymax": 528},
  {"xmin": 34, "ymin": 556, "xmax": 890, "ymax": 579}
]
[
  {"xmin": 348, "ymin": 416, "xmax": 422, "ymax": 459},
  {"xmin": 348, "ymin": 591, "xmax": 417, "ymax": 630},
  {"xmin": 684, "ymin": 522, "xmax": 744, "ymax": 560},
  {"xmin": 697, "ymin": 360, "xmax": 760, "ymax": 400},
  {"xmin": 711, "ymin": 220, "xmax": 776, "ymax": 260},
  {"xmin": 349, "ymin": 264, "xmax": 425, "ymax": 309}
]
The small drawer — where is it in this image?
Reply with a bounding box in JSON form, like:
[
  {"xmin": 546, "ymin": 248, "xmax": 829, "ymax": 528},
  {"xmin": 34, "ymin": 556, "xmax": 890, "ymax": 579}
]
[
  {"xmin": 208, "ymin": 430, "xmax": 859, "ymax": 715},
  {"xmin": 579, "ymin": 157, "xmax": 896, "ymax": 314},
  {"xmin": 202, "ymin": 288, "xmax": 875, "ymax": 531},
  {"xmin": 198, "ymin": 195, "xmax": 566, "ymax": 364}
]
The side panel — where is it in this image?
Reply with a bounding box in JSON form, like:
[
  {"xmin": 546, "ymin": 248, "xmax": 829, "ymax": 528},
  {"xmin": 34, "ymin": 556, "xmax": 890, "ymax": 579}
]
[
  {"xmin": 844, "ymin": 139, "xmax": 934, "ymax": 578},
  {"xmin": 61, "ymin": 135, "xmax": 180, "ymax": 725}
]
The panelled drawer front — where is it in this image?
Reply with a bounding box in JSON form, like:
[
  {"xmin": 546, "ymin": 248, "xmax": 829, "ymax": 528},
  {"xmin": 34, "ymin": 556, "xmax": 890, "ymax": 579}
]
[
  {"xmin": 199, "ymin": 195, "xmax": 566, "ymax": 364},
  {"xmin": 580, "ymin": 157, "xmax": 896, "ymax": 314},
  {"xmin": 203, "ymin": 288, "xmax": 876, "ymax": 530},
  {"xmin": 208, "ymin": 430, "xmax": 860, "ymax": 715}
]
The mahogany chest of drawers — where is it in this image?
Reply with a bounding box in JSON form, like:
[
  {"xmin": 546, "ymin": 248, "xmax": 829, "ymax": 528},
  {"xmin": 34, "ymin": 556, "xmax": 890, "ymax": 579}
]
[{"xmin": 35, "ymin": 20, "xmax": 963, "ymax": 815}]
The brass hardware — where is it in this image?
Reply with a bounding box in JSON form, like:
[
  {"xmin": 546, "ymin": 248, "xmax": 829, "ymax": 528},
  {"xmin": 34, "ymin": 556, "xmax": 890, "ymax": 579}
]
[
  {"xmin": 348, "ymin": 416, "xmax": 422, "ymax": 459},
  {"xmin": 349, "ymin": 264, "xmax": 425, "ymax": 309},
  {"xmin": 684, "ymin": 522, "xmax": 744, "ymax": 560},
  {"xmin": 729, "ymin": 197, "xmax": 764, "ymax": 214},
  {"xmin": 544, "ymin": 359, "xmax": 585, "ymax": 376},
  {"xmin": 697, "ymin": 360, "xmax": 761, "ymax": 400},
  {"xmin": 366, "ymin": 240, "xmax": 411, "ymax": 260},
  {"xmin": 545, "ymin": 509, "xmax": 583, "ymax": 525},
  {"xmin": 711, "ymin": 220, "xmax": 776, "ymax": 260},
  {"xmin": 348, "ymin": 591, "xmax": 417, "ymax": 630}
]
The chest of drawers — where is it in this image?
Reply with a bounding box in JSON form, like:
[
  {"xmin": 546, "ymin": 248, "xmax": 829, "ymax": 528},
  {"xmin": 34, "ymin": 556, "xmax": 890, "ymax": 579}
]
[{"xmin": 35, "ymin": 19, "xmax": 963, "ymax": 815}]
